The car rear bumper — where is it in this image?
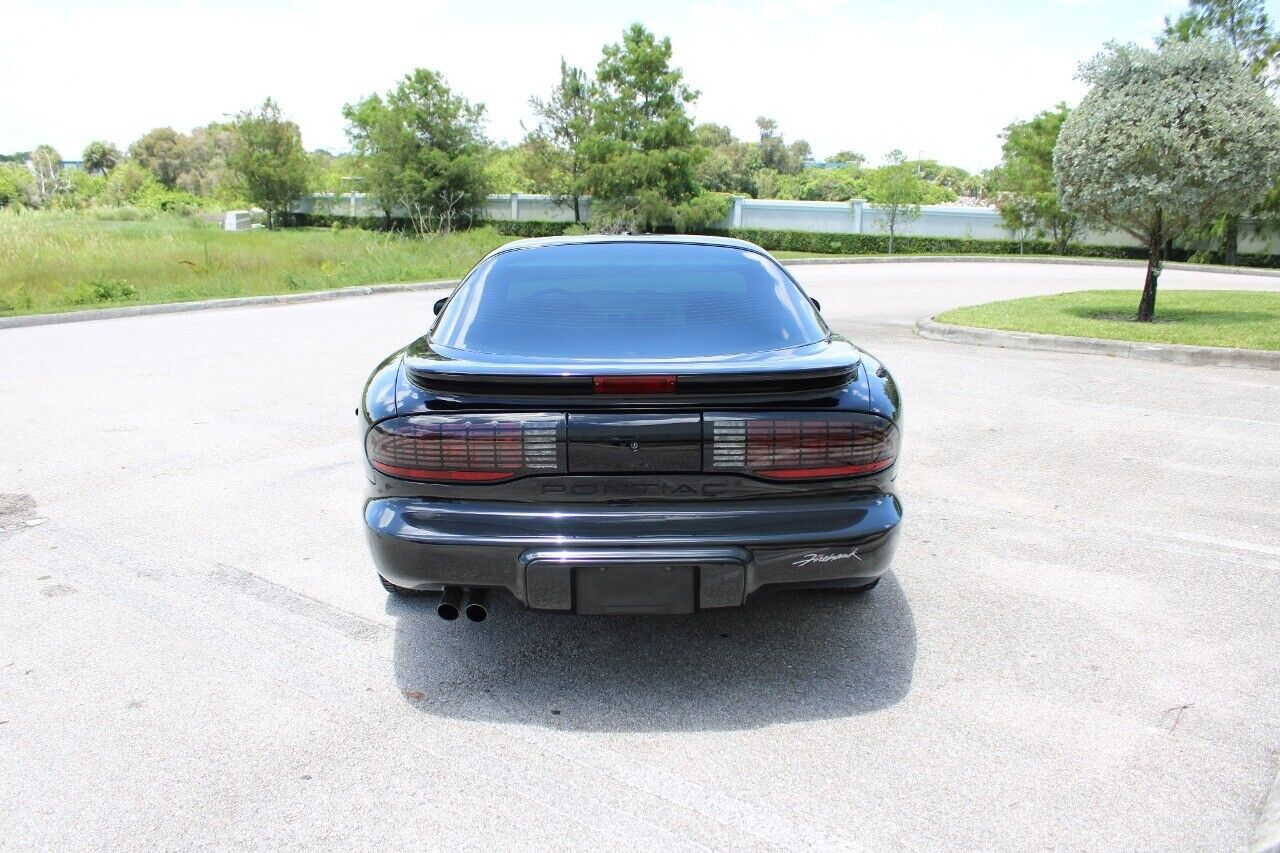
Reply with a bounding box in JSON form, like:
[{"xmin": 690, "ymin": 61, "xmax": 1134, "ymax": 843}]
[{"xmin": 365, "ymin": 491, "xmax": 902, "ymax": 613}]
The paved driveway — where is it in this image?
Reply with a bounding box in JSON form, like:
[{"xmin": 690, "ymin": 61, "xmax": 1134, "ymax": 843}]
[{"xmin": 2, "ymin": 262, "xmax": 1278, "ymax": 850}]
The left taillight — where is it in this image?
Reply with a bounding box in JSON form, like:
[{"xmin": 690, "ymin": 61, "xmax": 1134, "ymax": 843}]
[{"xmin": 366, "ymin": 414, "xmax": 565, "ymax": 482}]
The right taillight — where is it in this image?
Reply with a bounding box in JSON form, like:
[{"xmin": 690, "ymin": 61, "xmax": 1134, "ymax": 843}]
[
  {"xmin": 366, "ymin": 414, "xmax": 565, "ymax": 482},
  {"xmin": 706, "ymin": 413, "xmax": 898, "ymax": 480}
]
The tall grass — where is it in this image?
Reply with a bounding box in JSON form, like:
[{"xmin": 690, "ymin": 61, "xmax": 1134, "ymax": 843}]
[{"xmin": 0, "ymin": 209, "xmax": 512, "ymax": 316}]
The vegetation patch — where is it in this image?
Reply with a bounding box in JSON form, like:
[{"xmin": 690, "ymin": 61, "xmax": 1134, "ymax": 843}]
[
  {"xmin": 0, "ymin": 212, "xmax": 511, "ymax": 317},
  {"xmin": 935, "ymin": 289, "xmax": 1280, "ymax": 351}
]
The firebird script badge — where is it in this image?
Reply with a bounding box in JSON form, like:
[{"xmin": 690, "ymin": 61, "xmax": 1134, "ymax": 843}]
[{"xmin": 793, "ymin": 549, "xmax": 861, "ymax": 567}]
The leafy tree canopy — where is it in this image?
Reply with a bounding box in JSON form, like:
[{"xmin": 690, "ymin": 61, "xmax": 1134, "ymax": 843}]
[
  {"xmin": 128, "ymin": 128, "xmax": 191, "ymax": 189},
  {"xmin": 1160, "ymin": 0, "xmax": 1280, "ymax": 87},
  {"xmin": 993, "ymin": 103, "xmax": 1079, "ymax": 252},
  {"xmin": 582, "ymin": 24, "xmax": 719, "ymax": 231},
  {"xmin": 523, "ymin": 59, "xmax": 594, "ymax": 221},
  {"xmin": 81, "ymin": 141, "xmax": 121, "ymax": 175},
  {"xmin": 228, "ymin": 98, "xmax": 311, "ymax": 228},
  {"xmin": 1055, "ymin": 39, "xmax": 1280, "ymax": 318},
  {"xmin": 864, "ymin": 150, "xmax": 935, "ymax": 253},
  {"xmin": 344, "ymin": 68, "xmax": 490, "ymax": 231}
]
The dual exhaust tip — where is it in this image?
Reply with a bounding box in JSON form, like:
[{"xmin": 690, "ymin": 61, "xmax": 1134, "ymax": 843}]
[{"xmin": 437, "ymin": 587, "xmax": 488, "ymax": 622}]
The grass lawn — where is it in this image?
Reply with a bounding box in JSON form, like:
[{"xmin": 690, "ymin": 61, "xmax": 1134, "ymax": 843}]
[
  {"xmin": 935, "ymin": 289, "xmax": 1280, "ymax": 351},
  {"xmin": 0, "ymin": 211, "xmax": 514, "ymax": 317}
]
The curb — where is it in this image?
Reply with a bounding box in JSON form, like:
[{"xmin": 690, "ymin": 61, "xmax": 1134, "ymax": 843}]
[
  {"xmin": 6, "ymin": 254, "xmax": 1280, "ymax": 331},
  {"xmin": 914, "ymin": 318, "xmax": 1280, "ymax": 371},
  {"xmin": 781, "ymin": 254, "xmax": 1280, "ymax": 277},
  {"xmin": 1256, "ymin": 764, "xmax": 1280, "ymax": 853},
  {"xmin": 0, "ymin": 279, "xmax": 459, "ymax": 331}
]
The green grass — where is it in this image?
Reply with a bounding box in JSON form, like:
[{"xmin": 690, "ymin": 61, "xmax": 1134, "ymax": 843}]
[
  {"xmin": 0, "ymin": 210, "xmax": 514, "ymax": 317},
  {"xmin": 935, "ymin": 289, "xmax": 1280, "ymax": 351}
]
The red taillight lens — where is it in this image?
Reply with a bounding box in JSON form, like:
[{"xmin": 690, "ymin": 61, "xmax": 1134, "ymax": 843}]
[
  {"xmin": 593, "ymin": 375, "xmax": 677, "ymax": 394},
  {"xmin": 366, "ymin": 415, "xmax": 564, "ymax": 482},
  {"xmin": 706, "ymin": 413, "xmax": 898, "ymax": 480}
]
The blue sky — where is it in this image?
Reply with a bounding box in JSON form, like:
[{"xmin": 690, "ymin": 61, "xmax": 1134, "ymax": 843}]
[{"xmin": 3, "ymin": 0, "xmax": 1274, "ymax": 171}]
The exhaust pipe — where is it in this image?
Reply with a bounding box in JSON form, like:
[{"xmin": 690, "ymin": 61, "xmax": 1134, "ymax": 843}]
[
  {"xmin": 437, "ymin": 586, "xmax": 463, "ymax": 621},
  {"xmin": 464, "ymin": 588, "xmax": 490, "ymax": 622}
]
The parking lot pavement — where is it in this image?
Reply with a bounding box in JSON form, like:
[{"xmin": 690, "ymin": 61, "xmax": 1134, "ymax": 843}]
[{"xmin": 1, "ymin": 262, "xmax": 1278, "ymax": 850}]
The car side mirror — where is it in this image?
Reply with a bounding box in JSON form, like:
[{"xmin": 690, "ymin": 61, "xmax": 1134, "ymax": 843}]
[
  {"xmin": 433, "ymin": 297, "xmax": 448, "ymax": 316},
  {"xmin": 809, "ymin": 296, "xmax": 821, "ymax": 313}
]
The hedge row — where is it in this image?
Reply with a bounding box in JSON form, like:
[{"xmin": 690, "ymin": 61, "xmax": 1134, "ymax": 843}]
[
  {"xmin": 302, "ymin": 215, "xmax": 1280, "ymax": 269},
  {"xmin": 709, "ymin": 228, "xmax": 1156, "ymax": 260},
  {"xmin": 294, "ymin": 213, "xmax": 412, "ymax": 231},
  {"xmin": 492, "ymin": 220, "xmax": 582, "ymax": 238},
  {"xmin": 295, "ymin": 214, "xmax": 577, "ymax": 238},
  {"xmin": 490, "ymin": 220, "xmax": 1157, "ymax": 259},
  {"xmin": 725, "ymin": 229, "xmax": 1280, "ymax": 267}
]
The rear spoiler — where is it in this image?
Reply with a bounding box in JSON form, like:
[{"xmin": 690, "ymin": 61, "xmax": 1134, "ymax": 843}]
[{"xmin": 405, "ymin": 363, "xmax": 859, "ymax": 403}]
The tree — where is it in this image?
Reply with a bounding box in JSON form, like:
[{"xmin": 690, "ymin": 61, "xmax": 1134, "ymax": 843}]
[
  {"xmin": 100, "ymin": 160, "xmax": 155, "ymax": 206},
  {"xmin": 1161, "ymin": 0, "xmax": 1280, "ymax": 86},
  {"xmin": 0, "ymin": 163, "xmax": 33, "ymax": 208},
  {"xmin": 1055, "ymin": 40, "xmax": 1280, "ymax": 321},
  {"xmin": 178, "ymin": 124, "xmax": 237, "ymax": 199},
  {"xmin": 583, "ymin": 24, "xmax": 715, "ymax": 231},
  {"xmin": 524, "ymin": 60, "xmax": 594, "ymax": 222},
  {"xmin": 1161, "ymin": 0, "xmax": 1280, "ymax": 262},
  {"xmin": 484, "ymin": 145, "xmax": 535, "ymax": 194},
  {"xmin": 1160, "ymin": 1, "xmax": 1280, "ymax": 263},
  {"xmin": 128, "ymin": 128, "xmax": 191, "ymax": 189},
  {"xmin": 227, "ymin": 98, "xmax": 311, "ymax": 229},
  {"xmin": 694, "ymin": 123, "xmax": 764, "ymax": 196},
  {"xmin": 344, "ymin": 69, "xmax": 490, "ymax": 232},
  {"xmin": 994, "ymin": 104, "xmax": 1079, "ymax": 254},
  {"xmin": 774, "ymin": 167, "xmax": 865, "ymax": 201},
  {"xmin": 992, "ymin": 187, "xmax": 1038, "ymax": 253},
  {"xmin": 756, "ymin": 117, "xmax": 809, "ymax": 174},
  {"xmin": 26, "ymin": 145, "xmax": 69, "ymax": 207},
  {"xmin": 863, "ymin": 150, "xmax": 932, "ymax": 253},
  {"xmin": 828, "ymin": 150, "xmax": 866, "ymax": 168},
  {"xmin": 81, "ymin": 141, "xmax": 121, "ymax": 175}
]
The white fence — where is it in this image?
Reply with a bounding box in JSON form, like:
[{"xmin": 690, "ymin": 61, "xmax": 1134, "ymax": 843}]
[{"xmin": 293, "ymin": 192, "xmax": 1280, "ymax": 254}]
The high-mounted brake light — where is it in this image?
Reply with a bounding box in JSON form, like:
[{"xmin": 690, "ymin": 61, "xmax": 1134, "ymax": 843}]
[
  {"xmin": 366, "ymin": 414, "xmax": 565, "ymax": 482},
  {"xmin": 706, "ymin": 413, "xmax": 898, "ymax": 480},
  {"xmin": 592, "ymin": 375, "xmax": 677, "ymax": 395}
]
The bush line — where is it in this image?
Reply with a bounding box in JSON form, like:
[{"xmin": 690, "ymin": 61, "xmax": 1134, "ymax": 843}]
[{"xmin": 484, "ymin": 219, "xmax": 1280, "ymax": 267}]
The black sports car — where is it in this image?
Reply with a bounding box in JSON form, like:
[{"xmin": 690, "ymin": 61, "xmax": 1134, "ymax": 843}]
[{"xmin": 360, "ymin": 236, "xmax": 902, "ymax": 620}]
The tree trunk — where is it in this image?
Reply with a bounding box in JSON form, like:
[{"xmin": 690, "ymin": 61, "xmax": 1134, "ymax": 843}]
[
  {"xmin": 1223, "ymin": 215, "xmax": 1239, "ymax": 266},
  {"xmin": 1137, "ymin": 210, "xmax": 1163, "ymax": 323},
  {"xmin": 887, "ymin": 208, "xmax": 896, "ymax": 255},
  {"xmin": 573, "ymin": 195, "xmax": 582, "ymax": 225}
]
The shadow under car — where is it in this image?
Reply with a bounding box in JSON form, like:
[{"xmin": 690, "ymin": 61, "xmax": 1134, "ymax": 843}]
[{"xmin": 389, "ymin": 572, "xmax": 915, "ymax": 733}]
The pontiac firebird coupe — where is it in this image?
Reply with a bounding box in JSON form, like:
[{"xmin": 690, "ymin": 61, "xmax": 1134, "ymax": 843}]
[{"xmin": 359, "ymin": 235, "xmax": 902, "ymax": 621}]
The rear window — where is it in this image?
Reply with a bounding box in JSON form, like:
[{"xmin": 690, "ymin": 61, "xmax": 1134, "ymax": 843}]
[{"xmin": 431, "ymin": 242, "xmax": 827, "ymax": 359}]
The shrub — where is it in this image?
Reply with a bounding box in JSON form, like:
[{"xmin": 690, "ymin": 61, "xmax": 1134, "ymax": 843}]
[
  {"xmin": 0, "ymin": 163, "xmax": 33, "ymax": 208},
  {"xmin": 0, "ymin": 285, "xmax": 35, "ymax": 314},
  {"xmin": 708, "ymin": 227, "xmax": 1154, "ymax": 260},
  {"xmin": 64, "ymin": 277, "xmax": 139, "ymax": 306},
  {"xmin": 672, "ymin": 192, "xmax": 732, "ymax": 233},
  {"xmin": 101, "ymin": 161, "xmax": 155, "ymax": 206},
  {"xmin": 492, "ymin": 220, "xmax": 573, "ymax": 238}
]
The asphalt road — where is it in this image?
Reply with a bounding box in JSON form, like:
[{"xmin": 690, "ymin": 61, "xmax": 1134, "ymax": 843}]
[{"xmin": 2, "ymin": 261, "xmax": 1278, "ymax": 850}]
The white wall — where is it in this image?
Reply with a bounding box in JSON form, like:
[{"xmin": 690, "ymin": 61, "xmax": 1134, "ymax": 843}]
[{"xmin": 294, "ymin": 192, "xmax": 1280, "ymax": 254}]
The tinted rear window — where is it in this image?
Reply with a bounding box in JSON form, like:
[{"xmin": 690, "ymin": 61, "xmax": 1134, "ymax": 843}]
[{"xmin": 431, "ymin": 243, "xmax": 827, "ymax": 359}]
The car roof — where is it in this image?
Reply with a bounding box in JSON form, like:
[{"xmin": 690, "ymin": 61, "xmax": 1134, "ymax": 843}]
[{"xmin": 482, "ymin": 233, "xmax": 772, "ymax": 262}]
